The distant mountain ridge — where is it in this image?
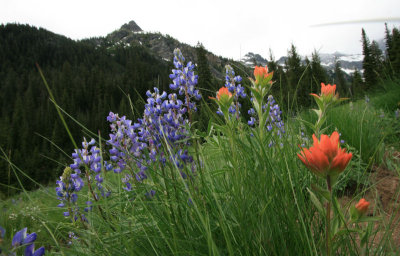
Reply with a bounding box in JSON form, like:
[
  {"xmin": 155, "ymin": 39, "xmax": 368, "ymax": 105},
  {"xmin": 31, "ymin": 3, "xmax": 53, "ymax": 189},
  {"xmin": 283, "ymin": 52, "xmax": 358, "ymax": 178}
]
[
  {"xmin": 94, "ymin": 20, "xmax": 370, "ymax": 78},
  {"xmin": 89, "ymin": 21, "xmax": 248, "ymax": 80},
  {"xmin": 241, "ymin": 51, "xmax": 364, "ymax": 75}
]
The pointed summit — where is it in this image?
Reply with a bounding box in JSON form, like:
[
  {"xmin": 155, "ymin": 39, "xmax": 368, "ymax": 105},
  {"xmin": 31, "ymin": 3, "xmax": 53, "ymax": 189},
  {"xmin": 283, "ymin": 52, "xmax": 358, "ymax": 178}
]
[{"xmin": 121, "ymin": 20, "xmax": 142, "ymax": 33}]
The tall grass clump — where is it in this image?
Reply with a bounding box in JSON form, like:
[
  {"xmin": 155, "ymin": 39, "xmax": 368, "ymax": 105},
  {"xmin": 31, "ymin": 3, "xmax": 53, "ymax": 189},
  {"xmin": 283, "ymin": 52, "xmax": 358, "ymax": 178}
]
[{"xmin": 1, "ymin": 50, "xmax": 399, "ymax": 255}]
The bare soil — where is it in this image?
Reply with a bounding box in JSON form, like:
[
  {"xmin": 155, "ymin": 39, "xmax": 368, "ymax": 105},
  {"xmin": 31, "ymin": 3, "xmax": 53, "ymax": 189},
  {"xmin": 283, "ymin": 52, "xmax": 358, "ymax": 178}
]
[{"xmin": 340, "ymin": 151, "xmax": 400, "ymax": 251}]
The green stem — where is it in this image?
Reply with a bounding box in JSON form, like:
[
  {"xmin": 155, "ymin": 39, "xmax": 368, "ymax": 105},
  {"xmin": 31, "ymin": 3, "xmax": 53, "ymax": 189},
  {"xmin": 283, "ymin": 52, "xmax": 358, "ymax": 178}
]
[{"xmin": 326, "ymin": 175, "xmax": 332, "ymax": 256}]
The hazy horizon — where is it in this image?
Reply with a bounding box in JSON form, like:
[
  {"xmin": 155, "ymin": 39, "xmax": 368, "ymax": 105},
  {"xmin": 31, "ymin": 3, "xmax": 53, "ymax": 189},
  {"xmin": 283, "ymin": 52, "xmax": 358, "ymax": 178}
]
[{"xmin": 2, "ymin": 0, "xmax": 400, "ymax": 59}]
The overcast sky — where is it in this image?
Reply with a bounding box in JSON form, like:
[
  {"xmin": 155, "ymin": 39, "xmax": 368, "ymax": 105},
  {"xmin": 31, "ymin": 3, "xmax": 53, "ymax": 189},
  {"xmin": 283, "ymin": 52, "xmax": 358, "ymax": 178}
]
[{"xmin": 2, "ymin": 0, "xmax": 400, "ymax": 60}]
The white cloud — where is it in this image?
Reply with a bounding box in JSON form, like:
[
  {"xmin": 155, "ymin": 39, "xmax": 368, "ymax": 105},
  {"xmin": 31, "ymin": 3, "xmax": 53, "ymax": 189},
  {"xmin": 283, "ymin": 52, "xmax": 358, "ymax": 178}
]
[{"xmin": 1, "ymin": 0, "xmax": 399, "ymax": 59}]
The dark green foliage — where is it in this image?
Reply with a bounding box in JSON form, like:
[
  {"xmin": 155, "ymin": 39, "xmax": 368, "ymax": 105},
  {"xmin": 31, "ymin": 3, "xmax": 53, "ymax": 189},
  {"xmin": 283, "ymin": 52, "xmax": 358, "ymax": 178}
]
[
  {"xmin": 334, "ymin": 59, "xmax": 348, "ymax": 97},
  {"xmin": 391, "ymin": 27, "xmax": 400, "ymax": 75},
  {"xmin": 361, "ymin": 28, "xmax": 378, "ymax": 91},
  {"xmin": 350, "ymin": 69, "xmax": 364, "ymax": 98},
  {"xmin": 195, "ymin": 43, "xmax": 218, "ymax": 131},
  {"xmin": 285, "ymin": 44, "xmax": 309, "ymax": 110},
  {"xmin": 311, "ymin": 50, "xmax": 328, "ymax": 87},
  {"xmin": 195, "ymin": 43, "xmax": 214, "ymax": 98},
  {"xmin": 0, "ymin": 24, "xmax": 171, "ymax": 194}
]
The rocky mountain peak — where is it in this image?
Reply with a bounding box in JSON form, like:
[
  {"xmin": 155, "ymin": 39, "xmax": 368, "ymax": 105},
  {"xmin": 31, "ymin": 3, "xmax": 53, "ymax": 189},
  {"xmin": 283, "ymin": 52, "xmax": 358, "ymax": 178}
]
[{"xmin": 121, "ymin": 20, "xmax": 143, "ymax": 33}]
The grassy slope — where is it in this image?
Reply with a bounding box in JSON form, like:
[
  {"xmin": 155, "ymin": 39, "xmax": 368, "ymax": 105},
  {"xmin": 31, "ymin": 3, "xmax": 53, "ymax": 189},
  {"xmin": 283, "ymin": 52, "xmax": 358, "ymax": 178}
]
[{"xmin": 0, "ymin": 80, "xmax": 399, "ymax": 255}]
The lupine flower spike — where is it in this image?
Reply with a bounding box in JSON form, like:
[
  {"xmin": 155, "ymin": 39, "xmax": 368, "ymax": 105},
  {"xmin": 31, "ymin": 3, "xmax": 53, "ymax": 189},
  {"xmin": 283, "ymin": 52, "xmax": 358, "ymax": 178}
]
[{"xmin": 8, "ymin": 227, "xmax": 45, "ymax": 256}]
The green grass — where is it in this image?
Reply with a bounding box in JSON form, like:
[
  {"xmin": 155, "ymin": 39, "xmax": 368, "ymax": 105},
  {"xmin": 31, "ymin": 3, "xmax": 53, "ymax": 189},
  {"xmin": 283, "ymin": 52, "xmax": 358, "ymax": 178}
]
[{"xmin": 1, "ymin": 81, "xmax": 400, "ymax": 255}]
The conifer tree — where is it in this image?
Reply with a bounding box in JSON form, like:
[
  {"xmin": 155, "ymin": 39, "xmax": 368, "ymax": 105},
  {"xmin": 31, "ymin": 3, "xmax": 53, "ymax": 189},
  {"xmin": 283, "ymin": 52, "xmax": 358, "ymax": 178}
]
[
  {"xmin": 361, "ymin": 28, "xmax": 378, "ymax": 90},
  {"xmin": 391, "ymin": 27, "xmax": 400, "ymax": 75},
  {"xmin": 350, "ymin": 69, "xmax": 364, "ymax": 97},
  {"xmin": 268, "ymin": 49, "xmax": 287, "ymax": 109},
  {"xmin": 384, "ymin": 23, "xmax": 393, "ymax": 62},
  {"xmin": 334, "ymin": 58, "xmax": 347, "ymax": 97},
  {"xmin": 310, "ymin": 50, "xmax": 328, "ymax": 91},
  {"xmin": 370, "ymin": 40, "xmax": 383, "ymax": 78},
  {"xmin": 285, "ymin": 44, "xmax": 307, "ymax": 108},
  {"xmin": 195, "ymin": 43, "xmax": 214, "ymax": 98}
]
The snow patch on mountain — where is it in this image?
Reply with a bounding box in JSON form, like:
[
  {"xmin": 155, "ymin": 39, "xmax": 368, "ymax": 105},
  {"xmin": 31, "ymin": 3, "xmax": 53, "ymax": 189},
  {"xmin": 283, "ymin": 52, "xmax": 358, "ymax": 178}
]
[{"xmin": 241, "ymin": 51, "xmax": 363, "ymax": 74}]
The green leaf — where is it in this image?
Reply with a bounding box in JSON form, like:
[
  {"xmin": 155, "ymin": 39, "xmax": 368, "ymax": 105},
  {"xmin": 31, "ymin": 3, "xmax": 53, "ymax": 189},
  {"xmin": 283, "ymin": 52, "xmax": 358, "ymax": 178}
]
[
  {"xmin": 207, "ymin": 119, "xmax": 214, "ymax": 137},
  {"xmin": 294, "ymin": 118, "xmax": 316, "ymax": 132},
  {"xmin": 333, "ymin": 228, "xmax": 361, "ymax": 238},
  {"xmin": 248, "ymin": 87, "xmax": 262, "ymax": 102},
  {"xmin": 332, "ymin": 196, "xmax": 345, "ymax": 221},
  {"xmin": 312, "ymin": 108, "xmax": 322, "ymax": 117},
  {"xmin": 356, "ymin": 216, "xmax": 381, "ymax": 223},
  {"xmin": 349, "ymin": 205, "xmax": 358, "ymax": 221},
  {"xmin": 307, "ymin": 188, "xmax": 324, "ymax": 215},
  {"xmin": 311, "ymin": 184, "xmax": 330, "ymax": 201}
]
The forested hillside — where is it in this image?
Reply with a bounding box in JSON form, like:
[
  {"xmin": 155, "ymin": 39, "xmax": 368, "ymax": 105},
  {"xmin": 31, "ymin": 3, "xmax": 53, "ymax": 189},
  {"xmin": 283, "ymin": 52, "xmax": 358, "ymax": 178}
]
[
  {"xmin": 1, "ymin": 22, "xmax": 399, "ymax": 195},
  {"xmin": 0, "ymin": 24, "xmax": 173, "ymax": 193}
]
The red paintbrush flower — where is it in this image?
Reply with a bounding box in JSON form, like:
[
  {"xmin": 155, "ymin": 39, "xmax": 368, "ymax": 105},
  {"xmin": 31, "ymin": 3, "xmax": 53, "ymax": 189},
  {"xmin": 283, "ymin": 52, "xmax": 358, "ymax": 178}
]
[{"xmin": 298, "ymin": 131, "xmax": 352, "ymax": 179}]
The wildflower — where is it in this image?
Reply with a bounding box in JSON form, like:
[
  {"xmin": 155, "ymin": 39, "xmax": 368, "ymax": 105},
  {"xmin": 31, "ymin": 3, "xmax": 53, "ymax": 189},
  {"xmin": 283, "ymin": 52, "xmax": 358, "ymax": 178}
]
[
  {"xmin": 248, "ymin": 95, "xmax": 285, "ymax": 147},
  {"xmin": 253, "ymin": 65, "xmax": 272, "ymax": 86},
  {"xmin": 298, "ymin": 131, "xmax": 352, "ymax": 180},
  {"xmin": 365, "ymin": 95, "xmax": 370, "ymax": 103},
  {"xmin": 9, "ymin": 227, "xmax": 45, "ymax": 256},
  {"xmin": 225, "ymin": 65, "xmax": 246, "ymax": 98},
  {"xmin": 379, "ymin": 109, "xmax": 385, "ymax": 118},
  {"xmin": 355, "ymin": 198, "xmax": 370, "ymax": 215},
  {"xmin": 210, "ymin": 87, "xmax": 235, "ymax": 117},
  {"xmin": 24, "ymin": 243, "xmax": 45, "ymax": 256},
  {"xmin": 320, "ymin": 83, "xmax": 336, "ymax": 97},
  {"xmin": 395, "ymin": 108, "xmax": 399, "ymax": 119},
  {"xmin": 0, "ymin": 226, "xmax": 5, "ymax": 238},
  {"xmin": 216, "ymin": 87, "xmax": 232, "ymax": 101},
  {"xmin": 310, "ymin": 83, "xmax": 339, "ymax": 104},
  {"xmin": 12, "ymin": 227, "xmax": 27, "ymax": 247}
]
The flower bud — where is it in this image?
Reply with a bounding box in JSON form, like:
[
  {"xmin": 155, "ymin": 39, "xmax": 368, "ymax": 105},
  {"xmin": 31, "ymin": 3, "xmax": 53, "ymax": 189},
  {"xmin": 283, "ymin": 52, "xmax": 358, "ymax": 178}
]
[{"xmin": 355, "ymin": 198, "xmax": 370, "ymax": 215}]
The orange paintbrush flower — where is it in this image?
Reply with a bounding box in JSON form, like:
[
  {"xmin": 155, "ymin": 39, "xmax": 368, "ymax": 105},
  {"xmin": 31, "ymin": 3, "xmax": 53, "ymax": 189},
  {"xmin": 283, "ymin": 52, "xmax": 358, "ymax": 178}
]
[
  {"xmin": 355, "ymin": 198, "xmax": 370, "ymax": 215},
  {"xmin": 216, "ymin": 87, "xmax": 232, "ymax": 101},
  {"xmin": 298, "ymin": 131, "xmax": 352, "ymax": 178},
  {"xmin": 321, "ymin": 83, "xmax": 336, "ymax": 96},
  {"xmin": 253, "ymin": 65, "xmax": 273, "ymax": 85},
  {"xmin": 254, "ymin": 65, "xmax": 269, "ymax": 79},
  {"xmin": 310, "ymin": 83, "xmax": 338, "ymax": 102}
]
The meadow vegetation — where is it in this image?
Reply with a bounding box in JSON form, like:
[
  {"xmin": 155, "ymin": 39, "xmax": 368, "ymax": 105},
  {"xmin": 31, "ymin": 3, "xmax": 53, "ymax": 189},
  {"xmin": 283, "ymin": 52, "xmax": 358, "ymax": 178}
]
[{"xmin": 1, "ymin": 25, "xmax": 400, "ymax": 255}]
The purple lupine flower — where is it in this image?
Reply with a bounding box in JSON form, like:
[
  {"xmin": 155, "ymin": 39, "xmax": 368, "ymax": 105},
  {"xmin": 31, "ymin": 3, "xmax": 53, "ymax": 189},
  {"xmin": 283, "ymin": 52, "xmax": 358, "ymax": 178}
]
[
  {"xmin": 225, "ymin": 65, "xmax": 246, "ymax": 98},
  {"xmin": 169, "ymin": 48, "xmax": 201, "ymax": 111},
  {"xmin": 68, "ymin": 232, "xmax": 79, "ymax": 245},
  {"xmin": 8, "ymin": 227, "xmax": 45, "ymax": 256},
  {"xmin": 248, "ymin": 95, "xmax": 285, "ymax": 134},
  {"xmin": 0, "ymin": 226, "xmax": 5, "ymax": 238},
  {"xmin": 217, "ymin": 64, "xmax": 247, "ymax": 117},
  {"xmin": 145, "ymin": 190, "xmax": 156, "ymax": 199},
  {"xmin": 84, "ymin": 201, "xmax": 93, "ymax": 212},
  {"xmin": 248, "ymin": 95, "xmax": 285, "ymax": 146},
  {"xmin": 25, "ymin": 243, "xmax": 45, "ymax": 256},
  {"xmin": 12, "ymin": 227, "xmax": 27, "ymax": 247},
  {"xmin": 365, "ymin": 95, "xmax": 370, "ymax": 104}
]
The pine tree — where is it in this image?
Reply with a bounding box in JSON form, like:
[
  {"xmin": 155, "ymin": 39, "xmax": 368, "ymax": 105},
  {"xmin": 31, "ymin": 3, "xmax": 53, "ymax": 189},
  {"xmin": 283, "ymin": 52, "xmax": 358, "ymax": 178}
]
[
  {"xmin": 310, "ymin": 50, "xmax": 328, "ymax": 91},
  {"xmin": 370, "ymin": 40, "xmax": 383, "ymax": 78},
  {"xmin": 391, "ymin": 27, "xmax": 400, "ymax": 75},
  {"xmin": 350, "ymin": 69, "xmax": 364, "ymax": 97},
  {"xmin": 285, "ymin": 44, "xmax": 307, "ymax": 108},
  {"xmin": 384, "ymin": 23, "xmax": 393, "ymax": 62},
  {"xmin": 195, "ymin": 43, "xmax": 214, "ymax": 98},
  {"xmin": 334, "ymin": 58, "xmax": 347, "ymax": 97},
  {"xmin": 268, "ymin": 49, "xmax": 287, "ymax": 109},
  {"xmin": 361, "ymin": 28, "xmax": 378, "ymax": 91}
]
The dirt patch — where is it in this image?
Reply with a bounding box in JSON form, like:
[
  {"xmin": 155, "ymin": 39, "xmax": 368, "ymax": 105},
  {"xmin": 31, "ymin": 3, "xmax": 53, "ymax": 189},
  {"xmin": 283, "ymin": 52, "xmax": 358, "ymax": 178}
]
[{"xmin": 339, "ymin": 159, "xmax": 400, "ymax": 251}]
